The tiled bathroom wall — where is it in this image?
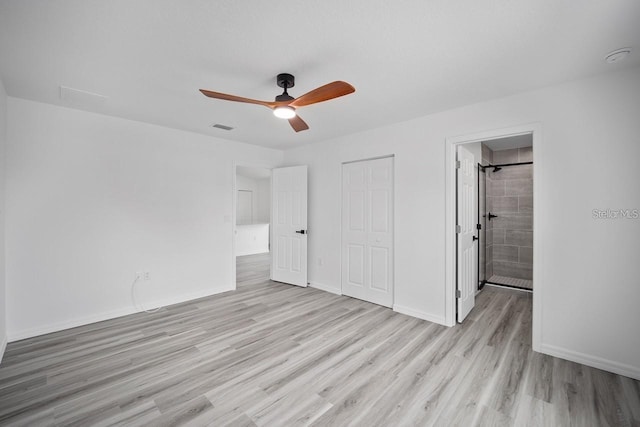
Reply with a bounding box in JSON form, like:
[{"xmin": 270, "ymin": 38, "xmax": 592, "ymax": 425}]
[{"xmin": 483, "ymin": 145, "xmax": 533, "ymax": 281}]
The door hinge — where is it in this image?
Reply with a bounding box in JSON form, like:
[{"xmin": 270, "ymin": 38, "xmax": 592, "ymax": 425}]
[
  {"xmin": 455, "ymin": 160, "xmax": 461, "ymax": 169},
  {"xmin": 476, "ymin": 223, "xmax": 482, "ymax": 230},
  {"xmin": 456, "ymin": 290, "xmax": 461, "ymax": 298},
  {"xmin": 456, "ymin": 225, "xmax": 461, "ymax": 233}
]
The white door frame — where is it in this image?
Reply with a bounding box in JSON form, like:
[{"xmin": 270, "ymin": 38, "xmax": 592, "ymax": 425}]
[
  {"xmin": 232, "ymin": 161, "xmax": 274, "ymax": 290},
  {"xmin": 444, "ymin": 123, "xmax": 542, "ymax": 352}
]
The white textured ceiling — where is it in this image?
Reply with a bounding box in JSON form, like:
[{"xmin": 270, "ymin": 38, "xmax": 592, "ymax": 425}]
[{"xmin": 1, "ymin": 1, "xmax": 639, "ymax": 150}]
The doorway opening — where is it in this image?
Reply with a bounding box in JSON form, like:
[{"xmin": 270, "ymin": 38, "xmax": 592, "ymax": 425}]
[
  {"xmin": 235, "ymin": 165, "xmax": 272, "ymax": 288},
  {"xmin": 445, "ymin": 124, "xmax": 540, "ymax": 347},
  {"xmin": 456, "ymin": 134, "xmax": 534, "ymax": 321},
  {"xmin": 477, "ymin": 135, "xmax": 533, "ymax": 292}
]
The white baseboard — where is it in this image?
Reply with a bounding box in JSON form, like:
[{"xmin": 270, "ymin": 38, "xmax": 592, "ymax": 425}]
[
  {"xmin": 540, "ymin": 343, "xmax": 640, "ymax": 381},
  {"xmin": 7, "ymin": 285, "xmax": 234, "ymax": 342},
  {"xmin": 309, "ymin": 282, "xmax": 342, "ymax": 296},
  {"xmin": 0, "ymin": 334, "xmax": 7, "ymax": 364},
  {"xmin": 393, "ymin": 304, "xmax": 446, "ymax": 326}
]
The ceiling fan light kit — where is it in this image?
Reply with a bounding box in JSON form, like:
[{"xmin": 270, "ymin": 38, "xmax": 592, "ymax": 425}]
[
  {"xmin": 200, "ymin": 73, "xmax": 355, "ymax": 132},
  {"xmin": 273, "ymin": 106, "xmax": 296, "ymax": 119}
]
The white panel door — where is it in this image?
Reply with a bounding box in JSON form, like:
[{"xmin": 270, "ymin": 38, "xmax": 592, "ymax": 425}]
[
  {"xmin": 342, "ymin": 157, "xmax": 393, "ymax": 308},
  {"xmin": 457, "ymin": 146, "xmax": 477, "ymax": 322},
  {"xmin": 271, "ymin": 165, "xmax": 308, "ymax": 287}
]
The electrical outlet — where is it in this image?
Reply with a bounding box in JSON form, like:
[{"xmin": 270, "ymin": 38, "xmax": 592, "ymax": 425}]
[{"xmin": 144, "ymin": 271, "xmax": 150, "ymax": 281}]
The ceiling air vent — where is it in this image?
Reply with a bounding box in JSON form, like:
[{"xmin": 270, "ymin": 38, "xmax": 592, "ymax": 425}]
[{"xmin": 211, "ymin": 123, "xmax": 234, "ymax": 131}]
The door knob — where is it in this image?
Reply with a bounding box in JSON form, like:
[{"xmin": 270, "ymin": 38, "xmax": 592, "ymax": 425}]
[{"xmin": 295, "ymin": 230, "xmax": 307, "ymax": 234}]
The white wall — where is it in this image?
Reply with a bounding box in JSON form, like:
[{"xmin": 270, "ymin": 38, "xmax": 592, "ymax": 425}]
[
  {"xmin": 284, "ymin": 67, "xmax": 640, "ymax": 379},
  {"xmin": 0, "ymin": 76, "xmax": 7, "ymax": 361},
  {"xmin": 236, "ymin": 174, "xmax": 270, "ymax": 225},
  {"xmin": 235, "ymin": 224, "xmax": 269, "ymax": 256},
  {"xmin": 256, "ymin": 178, "xmax": 270, "ymax": 224},
  {"xmin": 236, "ymin": 174, "xmax": 259, "ymax": 225},
  {"xmin": 5, "ymin": 98, "xmax": 283, "ymax": 340}
]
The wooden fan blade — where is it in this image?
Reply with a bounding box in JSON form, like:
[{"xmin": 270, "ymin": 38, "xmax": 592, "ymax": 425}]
[
  {"xmin": 288, "ymin": 115, "xmax": 309, "ymax": 132},
  {"xmin": 199, "ymin": 89, "xmax": 277, "ymax": 108},
  {"xmin": 290, "ymin": 81, "xmax": 355, "ymax": 108}
]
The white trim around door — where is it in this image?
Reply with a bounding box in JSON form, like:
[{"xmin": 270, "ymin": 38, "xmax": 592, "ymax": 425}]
[{"xmin": 444, "ymin": 123, "xmax": 543, "ymax": 353}]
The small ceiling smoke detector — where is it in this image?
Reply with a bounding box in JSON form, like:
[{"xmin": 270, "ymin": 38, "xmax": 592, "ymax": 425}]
[
  {"xmin": 605, "ymin": 48, "xmax": 631, "ymax": 64},
  {"xmin": 211, "ymin": 123, "xmax": 234, "ymax": 131}
]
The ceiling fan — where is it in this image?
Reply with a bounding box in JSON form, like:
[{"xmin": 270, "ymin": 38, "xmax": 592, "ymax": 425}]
[{"xmin": 200, "ymin": 73, "xmax": 355, "ymax": 132}]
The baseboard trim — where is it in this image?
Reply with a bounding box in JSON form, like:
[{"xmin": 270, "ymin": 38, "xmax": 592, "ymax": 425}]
[
  {"xmin": 0, "ymin": 334, "xmax": 7, "ymax": 364},
  {"xmin": 393, "ymin": 304, "xmax": 446, "ymax": 326},
  {"xmin": 8, "ymin": 285, "xmax": 234, "ymax": 342},
  {"xmin": 309, "ymin": 282, "xmax": 342, "ymax": 296},
  {"xmin": 540, "ymin": 343, "xmax": 640, "ymax": 381}
]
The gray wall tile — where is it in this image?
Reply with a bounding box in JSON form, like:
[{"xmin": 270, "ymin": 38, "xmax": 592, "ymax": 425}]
[
  {"xmin": 490, "ymin": 164, "xmax": 533, "ymax": 180},
  {"xmin": 488, "ymin": 196, "xmax": 518, "ymax": 213},
  {"xmin": 505, "ymin": 179, "xmax": 532, "ymax": 196},
  {"xmin": 519, "ymin": 196, "xmax": 533, "ymax": 213},
  {"xmin": 493, "ymin": 261, "xmax": 533, "ymax": 280},
  {"xmin": 505, "ymin": 230, "xmax": 533, "ymax": 247},
  {"xmin": 493, "ymin": 148, "xmax": 519, "ymax": 164},
  {"xmin": 486, "ymin": 260, "xmax": 493, "ymax": 278},
  {"xmin": 518, "ymin": 146, "xmax": 533, "ymax": 162},
  {"xmin": 492, "ymin": 229, "xmax": 505, "ymax": 244},
  {"xmin": 519, "ymin": 247, "xmax": 533, "ymax": 264},
  {"xmin": 493, "ymin": 245, "xmax": 519, "ymax": 262},
  {"xmin": 488, "ymin": 180, "xmax": 505, "ymax": 196},
  {"xmin": 492, "ymin": 214, "xmax": 532, "ymax": 230}
]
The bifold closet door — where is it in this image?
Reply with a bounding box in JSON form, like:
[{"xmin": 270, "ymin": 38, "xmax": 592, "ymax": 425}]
[{"xmin": 341, "ymin": 157, "xmax": 393, "ymax": 308}]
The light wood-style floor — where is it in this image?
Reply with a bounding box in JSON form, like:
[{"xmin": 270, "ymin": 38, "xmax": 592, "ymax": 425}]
[{"xmin": 0, "ymin": 253, "xmax": 638, "ymax": 426}]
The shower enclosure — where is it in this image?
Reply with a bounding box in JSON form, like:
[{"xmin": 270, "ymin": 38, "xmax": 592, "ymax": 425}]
[{"xmin": 478, "ymin": 144, "xmax": 533, "ymax": 291}]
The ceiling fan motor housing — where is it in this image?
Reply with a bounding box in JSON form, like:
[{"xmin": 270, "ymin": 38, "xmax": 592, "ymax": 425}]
[{"xmin": 275, "ymin": 93, "xmax": 294, "ymax": 102}]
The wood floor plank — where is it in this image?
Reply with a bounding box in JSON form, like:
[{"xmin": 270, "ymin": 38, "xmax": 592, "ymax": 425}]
[{"xmin": 0, "ymin": 253, "xmax": 638, "ymax": 426}]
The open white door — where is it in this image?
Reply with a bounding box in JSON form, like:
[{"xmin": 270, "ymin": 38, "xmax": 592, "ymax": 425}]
[
  {"xmin": 342, "ymin": 157, "xmax": 394, "ymax": 308},
  {"xmin": 271, "ymin": 165, "xmax": 308, "ymax": 287},
  {"xmin": 457, "ymin": 146, "xmax": 477, "ymax": 322}
]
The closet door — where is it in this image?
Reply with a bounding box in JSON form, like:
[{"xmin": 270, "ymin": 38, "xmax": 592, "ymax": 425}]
[{"xmin": 342, "ymin": 157, "xmax": 393, "ymax": 307}]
